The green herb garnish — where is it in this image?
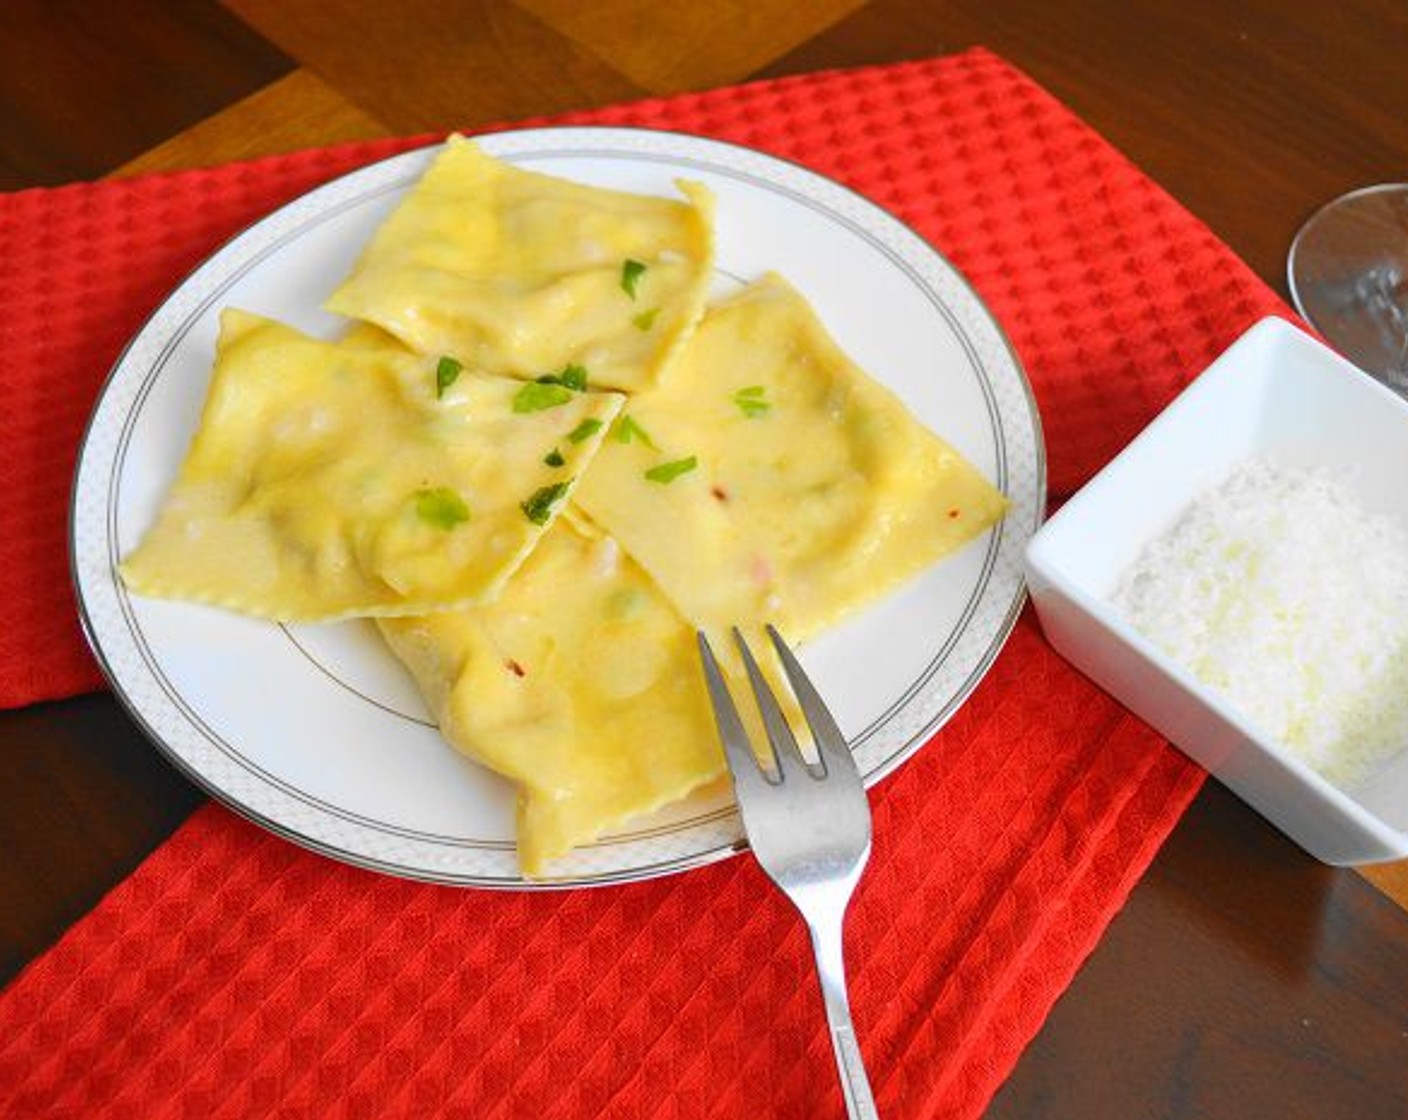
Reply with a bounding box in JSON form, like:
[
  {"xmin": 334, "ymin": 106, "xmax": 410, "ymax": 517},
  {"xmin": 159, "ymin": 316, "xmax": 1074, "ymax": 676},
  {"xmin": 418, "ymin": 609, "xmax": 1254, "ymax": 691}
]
[
  {"xmin": 414, "ymin": 487, "xmax": 470, "ymax": 529},
  {"xmin": 645, "ymin": 456, "xmax": 697, "ymax": 484},
  {"xmin": 521, "ymin": 480, "xmax": 571, "ymax": 525},
  {"xmin": 632, "ymin": 307, "xmax": 660, "ymax": 332},
  {"xmin": 614, "ymin": 414, "xmax": 658, "ymax": 449},
  {"xmin": 567, "ymin": 417, "xmax": 604, "ymax": 444},
  {"xmin": 513, "ymin": 382, "xmax": 574, "ymax": 413},
  {"xmin": 544, "ymin": 448, "xmax": 566, "ymax": 467},
  {"xmin": 621, "ymin": 259, "xmax": 647, "ymax": 299},
  {"xmin": 537, "ymin": 363, "xmax": 588, "ymax": 392},
  {"xmin": 435, "ymin": 356, "xmax": 463, "ymax": 398},
  {"xmin": 732, "ymin": 385, "xmax": 770, "ymax": 418}
]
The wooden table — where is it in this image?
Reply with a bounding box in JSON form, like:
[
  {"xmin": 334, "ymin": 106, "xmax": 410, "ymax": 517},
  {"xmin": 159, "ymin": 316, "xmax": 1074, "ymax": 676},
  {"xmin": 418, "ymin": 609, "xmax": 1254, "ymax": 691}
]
[{"xmin": 3, "ymin": 3, "xmax": 1406, "ymax": 1117}]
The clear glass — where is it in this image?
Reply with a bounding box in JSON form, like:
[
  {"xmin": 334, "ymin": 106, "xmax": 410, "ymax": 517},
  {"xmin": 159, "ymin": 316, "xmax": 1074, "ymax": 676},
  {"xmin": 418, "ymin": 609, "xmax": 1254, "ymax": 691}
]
[{"xmin": 1287, "ymin": 184, "xmax": 1408, "ymax": 393}]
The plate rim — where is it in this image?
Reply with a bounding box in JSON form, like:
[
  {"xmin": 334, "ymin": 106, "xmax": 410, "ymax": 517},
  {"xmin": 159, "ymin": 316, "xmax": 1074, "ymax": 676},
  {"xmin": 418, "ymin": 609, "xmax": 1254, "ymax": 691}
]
[{"xmin": 69, "ymin": 124, "xmax": 1046, "ymax": 889}]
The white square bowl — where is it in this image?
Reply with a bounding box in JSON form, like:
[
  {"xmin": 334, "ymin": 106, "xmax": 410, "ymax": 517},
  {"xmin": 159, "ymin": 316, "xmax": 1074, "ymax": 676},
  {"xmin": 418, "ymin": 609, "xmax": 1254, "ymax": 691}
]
[{"xmin": 1025, "ymin": 316, "xmax": 1408, "ymax": 865}]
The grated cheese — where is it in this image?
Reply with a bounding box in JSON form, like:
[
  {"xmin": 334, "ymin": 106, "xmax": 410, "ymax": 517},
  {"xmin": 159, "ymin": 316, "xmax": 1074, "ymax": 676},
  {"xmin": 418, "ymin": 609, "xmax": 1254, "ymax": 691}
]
[{"xmin": 1112, "ymin": 456, "xmax": 1408, "ymax": 789}]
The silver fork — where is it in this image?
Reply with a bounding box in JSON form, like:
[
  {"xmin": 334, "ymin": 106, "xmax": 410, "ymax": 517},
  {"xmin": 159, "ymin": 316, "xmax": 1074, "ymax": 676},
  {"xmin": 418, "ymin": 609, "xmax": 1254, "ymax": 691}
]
[{"xmin": 697, "ymin": 626, "xmax": 878, "ymax": 1120}]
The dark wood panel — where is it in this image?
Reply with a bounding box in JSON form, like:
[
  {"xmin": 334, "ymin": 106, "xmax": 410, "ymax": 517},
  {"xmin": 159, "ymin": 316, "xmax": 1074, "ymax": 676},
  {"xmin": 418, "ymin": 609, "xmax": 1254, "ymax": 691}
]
[
  {"xmin": 511, "ymin": 0, "xmax": 865, "ymax": 92},
  {"xmin": 989, "ymin": 783, "xmax": 1408, "ymax": 1119},
  {"xmin": 224, "ymin": 0, "xmax": 648, "ymax": 134},
  {"xmin": 0, "ymin": 0, "xmax": 294, "ymax": 189},
  {"xmin": 115, "ymin": 70, "xmax": 389, "ymax": 177},
  {"xmin": 760, "ymin": 0, "xmax": 1408, "ymax": 295},
  {"xmin": 0, "ymin": 695, "xmax": 203, "ymax": 985}
]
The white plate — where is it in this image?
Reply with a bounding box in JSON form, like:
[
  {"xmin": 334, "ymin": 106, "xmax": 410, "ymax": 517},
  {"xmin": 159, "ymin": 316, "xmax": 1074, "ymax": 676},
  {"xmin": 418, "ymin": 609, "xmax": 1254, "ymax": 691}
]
[{"xmin": 71, "ymin": 127, "xmax": 1045, "ymax": 887}]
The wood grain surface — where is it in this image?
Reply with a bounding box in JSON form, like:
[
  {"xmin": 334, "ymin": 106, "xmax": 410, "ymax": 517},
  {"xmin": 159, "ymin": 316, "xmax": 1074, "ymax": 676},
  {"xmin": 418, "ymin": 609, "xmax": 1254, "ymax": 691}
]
[{"xmin": 2, "ymin": 3, "xmax": 1406, "ymax": 1118}]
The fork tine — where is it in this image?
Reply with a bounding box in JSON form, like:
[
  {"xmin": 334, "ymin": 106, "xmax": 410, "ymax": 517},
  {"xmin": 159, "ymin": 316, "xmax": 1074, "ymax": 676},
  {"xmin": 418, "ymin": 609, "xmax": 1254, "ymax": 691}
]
[
  {"xmin": 696, "ymin": 631, "xmax": 776, "ymax": 791},
  {"xmin": 731, "ymin": 627, "xmax": 813, "ymax": 781},
  {"xmin": 765, "ymin": 624, "xmax": 860, "ymax": 780}
]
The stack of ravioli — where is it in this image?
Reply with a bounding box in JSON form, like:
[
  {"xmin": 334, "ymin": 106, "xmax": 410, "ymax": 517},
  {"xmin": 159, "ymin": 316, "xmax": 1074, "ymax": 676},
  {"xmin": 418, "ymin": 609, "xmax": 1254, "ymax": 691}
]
[{"xmin": 122, "ymin": 135, "xmax": 1008, "ymax": 876}]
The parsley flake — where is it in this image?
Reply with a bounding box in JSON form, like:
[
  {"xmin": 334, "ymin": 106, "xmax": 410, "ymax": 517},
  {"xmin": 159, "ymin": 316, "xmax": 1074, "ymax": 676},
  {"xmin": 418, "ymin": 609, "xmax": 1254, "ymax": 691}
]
[
  {"xmin": 645, "ymin": 456, "xmax": 697, "ymax": 484},
  {"xmin": 621, "ymin": 259, "xmax": 647, "ymax": 299},
  {"xmin": 632, "ymin": 307, "xmax": 660, "ymax": 332},
  {"xmin": 537, "ymin": 363, "xmax": 588, "ymax": 392},
  {"xmin": 414, "ymin": 487, "xmax": 470, "ymax": 529},
  {"xmin": 732, "ymin": 385, "xmax": 771, "ymax": 418},
  {"xmin": 435, "ymin": 356, "xmax": 463, "ymax": 399},
  {"xmin": 521, "ymin": 480, "xmax": 571, "ymax": 525},
  {"xmin": 544, "ymin": 448, "xmax": 566, "ymax": 467},
  {"xmin": 513, "ymin": 382, "xmax": 573, "ymax": 413},
  {"xmin": 614, "ymin": 415, "xmax": 658, "ymax": 449},
  {"xmin": 567, "ymin": 417, "xmax": 604, "ymax": 444}
]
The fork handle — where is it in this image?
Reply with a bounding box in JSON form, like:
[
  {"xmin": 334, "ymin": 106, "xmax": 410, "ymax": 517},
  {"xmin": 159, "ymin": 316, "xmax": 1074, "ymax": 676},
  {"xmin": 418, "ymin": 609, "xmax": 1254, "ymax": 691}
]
[{"xmin": 806, "ymin": 907, "xmax": 879, "ymax": 1120}]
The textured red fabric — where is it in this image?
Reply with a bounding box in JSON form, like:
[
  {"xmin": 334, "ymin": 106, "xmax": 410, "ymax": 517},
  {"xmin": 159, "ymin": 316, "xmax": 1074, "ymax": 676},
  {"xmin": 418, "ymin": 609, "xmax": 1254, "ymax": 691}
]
[
  {"xmin": 1, "ymin": 629, "xmax": 1197, "ymax": 1120},
  {"xmin": 0, "ymin": 46, "xmax": 1292, "ymax": 1118}
]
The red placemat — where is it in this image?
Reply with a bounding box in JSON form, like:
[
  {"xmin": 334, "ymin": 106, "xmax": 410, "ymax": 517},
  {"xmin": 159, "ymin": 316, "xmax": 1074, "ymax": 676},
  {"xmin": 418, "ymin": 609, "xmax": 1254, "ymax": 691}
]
[{"xmin": 0, "ymin": 47, "xmax": 1290, "ymax": 1118}]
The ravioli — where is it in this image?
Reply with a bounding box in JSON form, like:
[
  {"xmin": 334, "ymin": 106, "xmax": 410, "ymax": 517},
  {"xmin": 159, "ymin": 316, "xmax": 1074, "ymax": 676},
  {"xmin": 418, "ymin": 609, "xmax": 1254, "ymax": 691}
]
[
  {"xmin": 325, "ymin": 134, "xmax": 716, "ymax": 393},
  {"xmin": 338, "ymin": 320, "xmax": 414, "ymax": 352},
  {"xmin": 573, "ymin": 273, "xmax": 1009, "ymax": 640},
  {"xmin": 378, "ymin": 518, "xmax": 726, "ymax": 876},
  {"xmin": 121, "ymin": 309, "xmax": 623, "ymax": 620}
]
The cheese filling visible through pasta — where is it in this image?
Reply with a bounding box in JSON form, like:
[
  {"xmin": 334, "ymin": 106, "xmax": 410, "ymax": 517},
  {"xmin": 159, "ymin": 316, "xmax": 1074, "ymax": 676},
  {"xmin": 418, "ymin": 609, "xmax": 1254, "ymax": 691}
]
[
  {"xmin": 120, "ymin": 309, "xmax": 623, "ymax": 620},
  {"xmin": 379, "ymin": 518, "xmax": 727, "ymax": 876},
  {"xmin": 325, "ymin": 134, "xmax": 716, "ymax": 393},
  {"xmin": 572, "ymin": 272, "xmax": 1009, "ymax": 641}
]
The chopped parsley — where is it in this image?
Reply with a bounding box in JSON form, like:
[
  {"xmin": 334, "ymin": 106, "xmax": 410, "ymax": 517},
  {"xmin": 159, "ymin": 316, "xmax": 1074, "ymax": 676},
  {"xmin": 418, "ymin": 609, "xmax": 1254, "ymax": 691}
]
[
  {"xmin": 521, "ymin": 480, "xmax": 571, "ymax": 525},
  {"xmin": 414, "ymin": 487, "xmax": 469, "ymax": 529},
  {"xmin": 567, "ymin": 417, "xmax": 604, "ymax": 444},
  {"xmin": 435, "ymin": 356, "xmax": 463, "ymax": 398},
  {"xmin": 544, "ymin": 448, "xmax": 566, "ymax": 467},
  {"xmin": 513, "ymin": 381, "xmax": 574, "ymax": 413},
  {"xmin": 632, "ymin": 307, "xmax": 660, "ymax": 332},
  {"xmin": 614, "ymin": 414, "xmax": 658, "ymax": 449},
  {"xmin": 732, "ymin": 385, "xmax": 771, "ymax": 418},
  {"xmin": 645, "ymin": 456, "xmax": 697, "ymax": 484},
  {"xmin": 537, "ymin": 363, "xmax": 588, "ymax": 392},
  {"xmin": 621, "ymin": 259, "xmax": 647, "ymax": 299}
]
